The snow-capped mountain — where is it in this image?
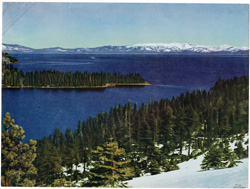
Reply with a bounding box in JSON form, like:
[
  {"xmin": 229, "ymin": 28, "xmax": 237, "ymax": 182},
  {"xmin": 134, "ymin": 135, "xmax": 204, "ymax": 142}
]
[
  {"xmin": 127, "ymin": 43, "xmax": 249, "ymax": 53},
  {"xmin": 2, "ymin": 43, "xmax": 34, "ymax": 53},
  {"xmin": 2, "ymin": 43, "xmax": 249, "ymax": 55}
]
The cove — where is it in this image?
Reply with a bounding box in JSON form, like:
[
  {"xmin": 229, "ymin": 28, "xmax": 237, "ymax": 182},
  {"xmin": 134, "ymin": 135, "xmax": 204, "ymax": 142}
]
[{"xmin": 2, "ymin": 54, "xmax": 249, "ymax": 141}]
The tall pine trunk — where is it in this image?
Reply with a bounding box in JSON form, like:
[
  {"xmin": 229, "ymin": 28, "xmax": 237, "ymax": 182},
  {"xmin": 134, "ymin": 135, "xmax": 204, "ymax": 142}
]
[{"xmin": 5, "ymin": 176, "xmax": 8, "ymax": 187}]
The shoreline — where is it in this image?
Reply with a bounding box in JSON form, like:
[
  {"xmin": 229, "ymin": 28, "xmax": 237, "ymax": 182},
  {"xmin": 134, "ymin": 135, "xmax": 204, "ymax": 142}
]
[{"xmin": 2, "ymin": 81, "xmax": 151, "ymax": 89}]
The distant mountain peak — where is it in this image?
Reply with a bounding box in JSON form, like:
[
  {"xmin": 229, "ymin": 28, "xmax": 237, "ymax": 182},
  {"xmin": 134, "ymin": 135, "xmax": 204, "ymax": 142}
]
[
  {"xmin": 126, "ymin": 43, "xmax": 248, "ymax": 53},
  {"xmin": 2, "ymin": 43, "xmax": 249, "ymax": 55}
]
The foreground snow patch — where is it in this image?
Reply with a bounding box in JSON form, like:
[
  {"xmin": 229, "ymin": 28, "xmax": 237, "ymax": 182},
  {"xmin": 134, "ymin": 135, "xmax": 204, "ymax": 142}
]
[{"xmin": 127, "ymin": 155, "xmax": 248, "ymax": 188}]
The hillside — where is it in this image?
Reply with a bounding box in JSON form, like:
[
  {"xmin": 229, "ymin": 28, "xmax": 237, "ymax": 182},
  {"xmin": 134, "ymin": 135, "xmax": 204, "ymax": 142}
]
[
  {"xmin": 127, "ymin": 134, "xmax": 249, "ymax": 188},
  {"xmin": 127, "ymin": 155, "xmax": 248, "ymax": 188}
]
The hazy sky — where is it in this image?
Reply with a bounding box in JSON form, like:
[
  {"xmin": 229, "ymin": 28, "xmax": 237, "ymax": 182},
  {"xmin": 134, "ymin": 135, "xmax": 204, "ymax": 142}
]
[{"xmin": 2, "ymin": 3, "xmax": 249, "ymax": 48}]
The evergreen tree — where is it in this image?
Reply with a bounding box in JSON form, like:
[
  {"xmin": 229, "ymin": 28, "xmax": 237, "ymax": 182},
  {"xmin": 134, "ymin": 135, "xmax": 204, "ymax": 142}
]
[
  {"xmin": 234, "ymin": 141, "xmax": 247, "ymax": 159},
  {"xmin": 87, "ymin": 139, "xmax": 134, "ymax": 187},
  {"xmin": 201, "ymin": 145, "xmax": 225, "ymax": 170},
  {"xmin": 34, "ymin": 138, "xmax": 62, "ymax": 186},
  {"xmin": 201, "ymin": 142, "xmax": 242, "ymax": 170},
  {"xmin": 1, "ymin": 112, "xmax": 37, "ymax": 186},
  {"xmin": 63, "ymin": 128, "xmax": 80, "ymax": 179},
  {"xmin": 160, "ymin": 106, "xmax": 176, "ymax": 154},
  {"xmin": 148, "ymin": 159, "xmax": 161, "ymax": 175},
  {"xmin": 146, "ymin": 147, "xmax": 162, "ymax": 175}
]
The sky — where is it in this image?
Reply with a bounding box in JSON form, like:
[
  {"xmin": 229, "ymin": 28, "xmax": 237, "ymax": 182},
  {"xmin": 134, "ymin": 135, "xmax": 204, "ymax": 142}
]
[{"xmin": 2, "ymin": 2, "xmax": 249, "ymax": 48}]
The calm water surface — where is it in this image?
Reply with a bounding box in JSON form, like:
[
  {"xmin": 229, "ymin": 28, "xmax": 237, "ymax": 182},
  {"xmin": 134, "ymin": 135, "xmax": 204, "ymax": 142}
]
[{"xmin": 2, "ymin": 54, "xmax": 249, "ymax": 141}]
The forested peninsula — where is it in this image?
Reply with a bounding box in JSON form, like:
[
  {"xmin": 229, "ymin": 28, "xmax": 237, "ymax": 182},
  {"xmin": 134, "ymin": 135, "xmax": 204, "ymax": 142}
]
[
  {"xmin": 2, "ymin": 64, "xmax": 150, "ymax": 89},
  {"xmin": 2, "ymin": 53, "xmax": 150, "ymax": 89},
  {"xmin": 2, "ymin": 52, "xmax": 18, "ymax": 64}
]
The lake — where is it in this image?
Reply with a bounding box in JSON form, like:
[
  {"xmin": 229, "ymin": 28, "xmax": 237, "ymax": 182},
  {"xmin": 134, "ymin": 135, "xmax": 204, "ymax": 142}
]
[{"xmin": 2, "ymin": 54, "xmax": 249, "ymax": 141}]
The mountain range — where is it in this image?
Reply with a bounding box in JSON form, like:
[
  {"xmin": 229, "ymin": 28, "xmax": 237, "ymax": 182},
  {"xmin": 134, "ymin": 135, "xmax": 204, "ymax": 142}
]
[{"xmin": 2, "ymin": 43, "xmax": 249, "ymax": 55}]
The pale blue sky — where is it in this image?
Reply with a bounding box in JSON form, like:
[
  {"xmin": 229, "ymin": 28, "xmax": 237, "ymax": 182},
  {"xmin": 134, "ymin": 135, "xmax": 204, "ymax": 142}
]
[{"xmin": 2, "ymin": 3, "xmax": 249, "ymax": 48}]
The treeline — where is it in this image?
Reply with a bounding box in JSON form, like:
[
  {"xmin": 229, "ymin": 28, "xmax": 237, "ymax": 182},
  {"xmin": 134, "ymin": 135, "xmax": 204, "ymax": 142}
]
[
  {"xmin": 2, "ymin": 65, "xmax": 146, "ymax": 88},
  {"xmin": 32, "ymin": 75, "xmax": 248, "ymax": 186}
]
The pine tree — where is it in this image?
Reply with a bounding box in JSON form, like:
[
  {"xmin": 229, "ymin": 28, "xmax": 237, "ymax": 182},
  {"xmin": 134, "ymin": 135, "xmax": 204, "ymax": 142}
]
[
  {"xmin": 234, "ymin": 141, "xmax": 247, "ymax": 159},
  {"xmin": 34, "ymin": 138, "xmax": 62, "ymax": 186},
  {"xmin": 63, "ymin": 128, "xmax": 80, "ymax": 180},
  {"xmin": 146, "ymin": 147, "xmax": 162, "ymax": 175},
  {"xmin": 160, "ymin": 106, "xmax": 176, "ymax": 154},
  {"xmin": 222, "ymin": 141, "xmax": 242, "ymax": 168},
  {"xmin": 174, "ymin": 107, "xmax": 187, "ymax": 155},
  {"xmin": 201, "ymin": 142, "xmax": 242, "ymax": 170},
  {"xmin": 87, "ymin": 139, "xmax": 134, "ymax": 187},
  {"xmin": 148, "ymin": 159, "xmax": 161, "ymax": 175},
  {"xmin": 184, "ymin": 105, "xmax": 200, "ymax": 156},
  {"xmin": 201, "ymin": 145, "xmax": 224, "ymax": 170},
  {"xmin": 1, "ymin": 112, "xmax": 37, "ymax": 186}
]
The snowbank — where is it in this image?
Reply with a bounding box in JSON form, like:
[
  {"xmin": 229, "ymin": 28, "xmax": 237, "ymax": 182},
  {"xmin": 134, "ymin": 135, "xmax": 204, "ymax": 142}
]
[{"xmin": 127, "ymin": 155, "xmax": 248, "ymax": 188}]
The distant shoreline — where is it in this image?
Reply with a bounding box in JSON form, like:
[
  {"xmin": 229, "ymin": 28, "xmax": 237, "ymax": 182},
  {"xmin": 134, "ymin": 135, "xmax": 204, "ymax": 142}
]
[
  {"xmin": 5, "ymin": 53, "xmax": 249, "ymax": 57},
  {"xmin": 2, "ymin": 81, "xmax": 151, "ymax": 89}
]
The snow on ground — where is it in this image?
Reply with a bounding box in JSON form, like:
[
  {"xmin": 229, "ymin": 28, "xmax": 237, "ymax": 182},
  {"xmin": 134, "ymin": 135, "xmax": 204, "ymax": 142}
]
[
  {"xmin": 63, "ymin": 163, "xmax": 92, "ymax": 176},
  {"xmin": 127, "ymin": 155, "xmax": 248, "ymax": 188},
  {"xmin": 128, "ymin": 135, "xmax": 248, "ymax": 188},
  {"xmin": 230, "ymin": 134, "xmax": 249, "ymax": 150},
  {"xmin": 61, "ymin": 135, "xmax": 248, "ymax": 187}
]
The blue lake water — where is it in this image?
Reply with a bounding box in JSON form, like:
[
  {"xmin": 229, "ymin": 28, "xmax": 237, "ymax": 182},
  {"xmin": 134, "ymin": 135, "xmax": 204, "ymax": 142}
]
[{"xmin": 2, "ymin": 54, "xmax": 249, "ymax": 141}]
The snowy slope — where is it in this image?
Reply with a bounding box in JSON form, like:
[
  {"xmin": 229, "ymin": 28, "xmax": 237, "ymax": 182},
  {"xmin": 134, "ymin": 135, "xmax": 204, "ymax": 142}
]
[
  {"xmin": 127, "ymin": 135, "xmax": 249, "ymax": 188},
  {"xmin": 60, "ymin": 135, "xmax": 248, "ymax": 187},
  {"xmin": 127, "ymin": 156, "xmax": 248, "ymax": 188}
]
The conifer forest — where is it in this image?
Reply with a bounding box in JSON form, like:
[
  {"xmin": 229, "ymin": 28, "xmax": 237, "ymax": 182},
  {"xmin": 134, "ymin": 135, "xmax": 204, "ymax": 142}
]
[
  {"xmin": 1, "ymin": 53, "xmax": 249, "ymax": 186},
  {"xmin": 2, "ymin": 63, "xmax": 147, "ymax": 88}
]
